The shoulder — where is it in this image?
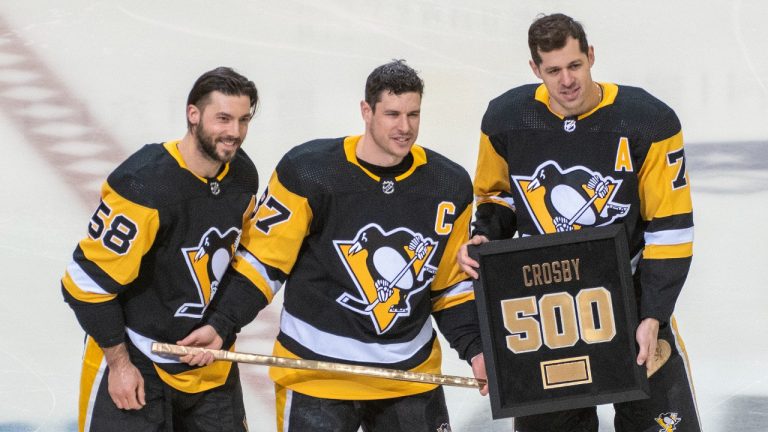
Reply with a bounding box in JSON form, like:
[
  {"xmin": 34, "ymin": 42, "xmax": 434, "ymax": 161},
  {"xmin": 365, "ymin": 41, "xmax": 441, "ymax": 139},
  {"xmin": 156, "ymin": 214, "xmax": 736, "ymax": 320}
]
[
  {"xmin": 419, "ymin": 146, "xmax": 473, "ymax": 199},
  {"xmin": 421, "ymin": 147, "xmax": 470, "ymax": 181},
  {"xmin": 481, "ymin": 84, "xmax": 539, "ymax": 135},
  {"xmin": 614, "ymin": 85, "xmax": 681, "ymax": 139},
  {"xmin": 227, "ymin": 148, "xmax": 259, "ymax": 193},
  {"xmin": 280, "ymin": 137, "xmax": 343, "ymax": 166},
  {"xmin": 275, "ymin": 137, "xmax": 346, "ymax": 192},
  {"xmin": 106, "ymin": 143, "xmax": 173, "ymax": 207}
]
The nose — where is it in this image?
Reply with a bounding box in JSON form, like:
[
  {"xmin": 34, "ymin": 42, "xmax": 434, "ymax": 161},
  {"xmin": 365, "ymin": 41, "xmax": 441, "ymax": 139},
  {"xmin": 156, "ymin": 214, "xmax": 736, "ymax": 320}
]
[
  {"xmin": 226, "ymin": 120, "xmax": 241, "ymax": 138},
  {"xmin": 561, "ymin": 69, "xmax": 575, "ymax": 87},
  {"xmin": 396, "ymin": 114, "xmax": 410, "ymax": 132}
]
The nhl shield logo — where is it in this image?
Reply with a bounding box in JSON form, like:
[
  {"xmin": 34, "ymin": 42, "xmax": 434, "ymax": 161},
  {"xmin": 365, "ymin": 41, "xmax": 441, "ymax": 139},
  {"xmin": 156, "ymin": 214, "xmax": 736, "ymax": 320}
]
[
  {"xmin": 511, "ymin": 161, "xmax": 630, "ymax": 234},
  {"xmin": 563, "ymin": 118, "xmax": 576, "ymax": 132},
  {"xmin": 382, "ymin": 180, "xmax": 395, "ymax": 194},
  {"xmin": 334, "ymin": 223, "xmax": 437, "ymax": 334},
  {"xmin": 210, "ymin": 181, "xmax": 221, "ymax": 195}
]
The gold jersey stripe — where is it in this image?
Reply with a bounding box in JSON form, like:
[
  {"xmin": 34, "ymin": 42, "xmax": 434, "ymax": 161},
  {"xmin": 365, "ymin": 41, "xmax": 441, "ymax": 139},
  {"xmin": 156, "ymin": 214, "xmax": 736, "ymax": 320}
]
[
  {"xmin": 62, "ymin": 271, "xmax": 117, "ymax": 303},
  {"xmin": 275, "ymin": 383, "xmax": 290, "ymax": 432},
  {"xmin": 268, "ymin": 339, "xmax": 441, "ymax": 400},
  {"xmin": 247, "ymin": 171, "xmax": 312, "ymax": 275},
  {"xmin": 643, "ymin": 242, "xmax": 693, "ymax": 259},
  {"xmin": 431, "ymin": 204, "xmax": 472, "ymax": 291},
  {"xmin": 163, "ymin": 140, "xmax": 231, "ymax": 183},
  {"xmin": 79, "ymin": 182, "xmax": 160, "ymax": 285},
  {"xmin": 670, "ymin": 317, "xmax": 701, "ymax": 408},
  {"xmin": 153, "ymin": 353, "xmax": 233, "ymax": 393},
  {"xmin": 534, "ymin": 82, "xmax": 619, "ymax": 120},
  {"xmin": 231, "ymin": 253, "xmax": 276, "ymax": 303},
  {"xmin": 638, "ymin": 131, "xmax": 693, "ymax": 220},
  {"xmin": 342, "ymin": 135, "xmax": 427, "ymax": 182},
  {"xmin": 78, "ymin": 336, "xmax": 105, "ymax": 431},
  {"xmin": 474, "ymin": 133, "xmax": 511, "ymax": 205}
]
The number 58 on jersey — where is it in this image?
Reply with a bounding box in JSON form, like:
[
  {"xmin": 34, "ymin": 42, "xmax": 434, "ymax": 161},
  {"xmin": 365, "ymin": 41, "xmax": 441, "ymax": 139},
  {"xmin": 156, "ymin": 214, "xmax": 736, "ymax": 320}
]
[{"xmin": 470, "ymin": 225, "xmax": 649, "ymax": 418}]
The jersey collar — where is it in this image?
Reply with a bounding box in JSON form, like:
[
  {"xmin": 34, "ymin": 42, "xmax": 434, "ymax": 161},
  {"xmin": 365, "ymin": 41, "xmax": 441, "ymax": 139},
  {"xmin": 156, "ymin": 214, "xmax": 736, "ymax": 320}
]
[
  {"xmin": 534, "ymin": 82, "xmax": 618, "ymax": 120},
  {"xmin": 163, "ymin": 140, "xmax": 231, "ymax": 183},
  {"xmin": 343, "ymin": 135, "xmax": 427, "ymax": 182}
]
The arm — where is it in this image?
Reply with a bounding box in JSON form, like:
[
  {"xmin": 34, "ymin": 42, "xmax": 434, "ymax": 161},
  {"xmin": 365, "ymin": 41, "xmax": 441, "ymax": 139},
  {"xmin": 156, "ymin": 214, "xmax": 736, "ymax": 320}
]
[
  {"xmin": 458, "ymin": 132, "xmax": 517, "ymax": 278},
  {"xmin": 472, "ymin": 132, "xmax": 518, "ymax": 241},
  {"xmin": 61, "ymin": 180, "xmax": 159, "ymax": 407},
  {"xmin": 103, "ymin": 343, "xmax": 146, "ymax": 410},
  {"xmin": 196, "ymin": 166, "xmax": 313, "ymax": 347},
  {"xmin": 634, "ymin": 112, "xmax": 693, "ymax": 365},
  {"xmin": 430, "ymin": 203, "xmax": 488, "ymax": 394}
]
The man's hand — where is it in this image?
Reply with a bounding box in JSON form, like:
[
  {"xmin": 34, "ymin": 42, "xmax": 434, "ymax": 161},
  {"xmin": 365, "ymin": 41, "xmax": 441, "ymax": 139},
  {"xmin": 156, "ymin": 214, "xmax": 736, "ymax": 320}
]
[
  {"xmin": 103, "ymin": 343, "xmax": 145, "ymax": 410},
  {"xmin": 470, "ymin": 353, "xmax": 489, "ymax": 396},
  {"xmin": 457, "ymin": 235, "xmax": 489, "ymax": 279},
  {"xmin": 177, "ymin": 325, "xmax": 223, "ymax": 366},
  {"xmin": 636, "ymin": 318, "xmax": 660, "ymax": 369}
]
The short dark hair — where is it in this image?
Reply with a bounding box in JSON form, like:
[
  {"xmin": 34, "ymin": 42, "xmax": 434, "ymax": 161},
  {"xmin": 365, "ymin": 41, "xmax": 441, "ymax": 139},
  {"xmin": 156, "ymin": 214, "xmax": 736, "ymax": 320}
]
[
  {"xmin": 364, "ymin": 60, "xmax": 424, "ymax": 111},
  {"xmin": 186, "ymin": 67, "xmax": 259, "ymax": 128},
  {"xmin": 528, "ymin": 13, "xmax": 589, "ymax": 66}
]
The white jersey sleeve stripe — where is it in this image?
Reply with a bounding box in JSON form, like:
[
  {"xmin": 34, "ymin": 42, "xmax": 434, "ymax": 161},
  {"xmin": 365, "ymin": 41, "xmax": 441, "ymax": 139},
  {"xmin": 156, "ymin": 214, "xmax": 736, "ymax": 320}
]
[
  {"xmin": 237, "ymin": 249, "xmax": 283, "ymax": 296},
  {"xmin": 280, "ymin": 309, "xmax": 434, "ymax": 364},
  {"xmin": 644, "ymin": 227, "xmax": 694, "ymax": 245},
  {"xmin": 67, "ymin": 260, "xmax": 111, "ymax": 295}
]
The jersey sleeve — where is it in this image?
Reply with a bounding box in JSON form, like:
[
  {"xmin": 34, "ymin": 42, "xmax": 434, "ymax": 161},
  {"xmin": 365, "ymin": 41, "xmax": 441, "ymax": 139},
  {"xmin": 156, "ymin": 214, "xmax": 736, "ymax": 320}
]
[
  {"xmin": 430, "ymin": 200, "xmax": 483, "ymax": 362},
  {"xmin": 472, "ymin": 132, "xmax": 517, "ymax": 240},
  {"xmin": 205, "ymin": 161, "xmax": 313, "ymax": 336},
  {"xmin": 61, "ymin": 180, "xmax": 160, "ymax": 347},
  {"xmin": 636, "ymin": 111, "xmax": 694, "ymax": 323}
]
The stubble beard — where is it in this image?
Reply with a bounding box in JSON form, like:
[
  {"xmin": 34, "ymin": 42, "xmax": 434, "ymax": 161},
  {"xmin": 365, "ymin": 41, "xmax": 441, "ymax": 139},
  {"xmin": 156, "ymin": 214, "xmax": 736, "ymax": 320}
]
[{"xmin": 194, "ymin": 121, "xmax": 239, "ymax": 164}]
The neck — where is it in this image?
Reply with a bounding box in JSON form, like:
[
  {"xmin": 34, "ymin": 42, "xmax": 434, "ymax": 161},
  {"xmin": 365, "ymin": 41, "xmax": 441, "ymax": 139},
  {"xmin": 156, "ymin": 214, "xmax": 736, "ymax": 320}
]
[
  {"xmin": 178, "ymin": 133, "xmax": 222, "ymax": 178},
  {"xmin": 356, "ymin": 135, "xmax": 404, "ymax": 167},
  {"xmin": 551, "ymin": 80, "xmax": 602, "ymax": 117}
]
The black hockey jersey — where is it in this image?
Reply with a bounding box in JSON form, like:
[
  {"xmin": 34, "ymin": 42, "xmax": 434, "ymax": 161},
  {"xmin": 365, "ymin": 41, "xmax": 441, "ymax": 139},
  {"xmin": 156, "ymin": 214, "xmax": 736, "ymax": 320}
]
[
  {"xmin": 473, "ymin": 83, "xmax": 693, "ymax": 324},
  {"xmin": 62, "ymin": 141, "xmax": 258, "ymax": 393},
  {"xmin": 224, "ymin": 136, "xmax": 480, "ymax": 399}
]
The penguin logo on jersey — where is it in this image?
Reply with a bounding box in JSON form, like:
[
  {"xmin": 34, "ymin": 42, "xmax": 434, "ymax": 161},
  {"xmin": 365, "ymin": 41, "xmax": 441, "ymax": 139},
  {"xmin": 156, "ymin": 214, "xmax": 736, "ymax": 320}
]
[
  {"xmin": 175, "ymin": 227, "xmax": 242, "ymax": 318},
  {"xmin": 335, "ymin": 224, "xmax": 437, "ymax": 334},
  {"xmin": 512, "ymin": 161, "xmax": 630, "ymax": 233},
  {"xmin": 655, "ymin": 412, "xmax": 681, "ymax": 431}
]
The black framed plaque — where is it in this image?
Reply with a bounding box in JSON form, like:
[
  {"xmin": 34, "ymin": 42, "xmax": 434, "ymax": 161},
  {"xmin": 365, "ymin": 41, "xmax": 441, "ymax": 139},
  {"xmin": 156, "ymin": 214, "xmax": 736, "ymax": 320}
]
[{"xmin": 470, "ymin": 225, "xmax": 649, "ymax": 419}]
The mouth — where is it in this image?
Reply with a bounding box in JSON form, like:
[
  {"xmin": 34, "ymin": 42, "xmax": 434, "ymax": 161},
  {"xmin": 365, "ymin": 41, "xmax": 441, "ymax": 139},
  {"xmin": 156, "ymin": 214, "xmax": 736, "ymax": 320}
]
[
  {"xmin": 560, "ymin": 86, "xmax": 581, "ymax": 102},
  {"xmin": 218, "ymin": 138, "xmax": 241, "ymax": 150},
  {"xmin": 391, "ymin": 135, "xmax": 412, "ymax": 146}
]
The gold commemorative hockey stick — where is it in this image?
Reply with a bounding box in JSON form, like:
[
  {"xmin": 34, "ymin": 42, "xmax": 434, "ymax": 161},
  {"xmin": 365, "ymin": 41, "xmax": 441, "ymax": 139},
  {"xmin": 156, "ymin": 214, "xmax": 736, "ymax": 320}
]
[
  {"xmin": 152, "ymin": 343, "xmax": 486, "ymax": 389},
  {"xmin": 152, "ymin": 339, "xmax": 670, "ymax": 390}
]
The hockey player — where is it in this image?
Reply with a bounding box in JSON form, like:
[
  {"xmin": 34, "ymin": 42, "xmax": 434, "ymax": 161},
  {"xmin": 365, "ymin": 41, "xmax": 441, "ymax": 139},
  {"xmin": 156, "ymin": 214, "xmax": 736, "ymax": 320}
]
[
  {"xmin": 61, "ymin": 67, "xmax": 259, "ymax": 431},
  {"xmin": 187, "ymin": 60, "xmax": 487, "ymax": 431},
  {"xmin": 457, "ymin": 13, "xmax": 701, "ymax": 431}
]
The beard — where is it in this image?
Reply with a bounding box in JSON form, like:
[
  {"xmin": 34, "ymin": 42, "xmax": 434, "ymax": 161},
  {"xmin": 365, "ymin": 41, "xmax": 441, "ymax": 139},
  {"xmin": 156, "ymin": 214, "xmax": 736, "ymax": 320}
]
[{"xmin": 194, "ymin": 121, "xmax": 240, "ymax": 164}]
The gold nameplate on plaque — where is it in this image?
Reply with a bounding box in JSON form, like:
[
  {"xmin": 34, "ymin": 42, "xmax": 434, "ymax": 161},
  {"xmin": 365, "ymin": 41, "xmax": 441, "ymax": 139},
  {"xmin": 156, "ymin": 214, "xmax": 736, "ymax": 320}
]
[{"xmin": 540, "ymin": 356, "xmax": 592, "ymax": 389}]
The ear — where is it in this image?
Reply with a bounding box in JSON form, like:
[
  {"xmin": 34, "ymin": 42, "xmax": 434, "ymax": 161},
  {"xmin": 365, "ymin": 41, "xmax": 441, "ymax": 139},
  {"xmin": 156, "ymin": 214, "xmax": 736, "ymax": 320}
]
[
  {"xmin": 529, "ymin": 59, "xmax": 542, "ymax": 79},
  {"xmin": 187, "ymin": 104, "xmax": 201, "ymax": 126},
  {"xmin": 360, "ymin": 100, "xmax": 373, "ymax": 123},
  {"xmin": 588, "ymin": 45, "xmax": 595, "ymax": 67}
]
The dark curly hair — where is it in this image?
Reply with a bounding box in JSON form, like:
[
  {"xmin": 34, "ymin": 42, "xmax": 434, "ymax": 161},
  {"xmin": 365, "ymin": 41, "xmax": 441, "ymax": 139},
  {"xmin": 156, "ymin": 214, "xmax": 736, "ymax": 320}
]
[{"xmin": 364, "ymin": 60, "xmax": 424, "ymax": 112}]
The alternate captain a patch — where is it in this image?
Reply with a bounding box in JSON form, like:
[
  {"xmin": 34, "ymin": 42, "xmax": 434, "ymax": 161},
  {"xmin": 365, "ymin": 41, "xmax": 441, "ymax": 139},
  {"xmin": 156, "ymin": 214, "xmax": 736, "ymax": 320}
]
[
  {"xmin": 512, "ymin": 161, "xmax": 630, "ymax": 234},
  {"xmin": 334, "ymin": 224, "xmax": 437, "ymax": 334}
]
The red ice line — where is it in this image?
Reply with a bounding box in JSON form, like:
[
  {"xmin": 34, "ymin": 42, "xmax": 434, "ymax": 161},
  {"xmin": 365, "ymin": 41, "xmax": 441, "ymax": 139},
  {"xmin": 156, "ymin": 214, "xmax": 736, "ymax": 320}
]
[
  {"xmin": 0, "ymin": 17, "xmax": 124, "ymax": 207},
  {"xmin": 0, "ymin": 15, "xmax": 279, "ymax": 407}
]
